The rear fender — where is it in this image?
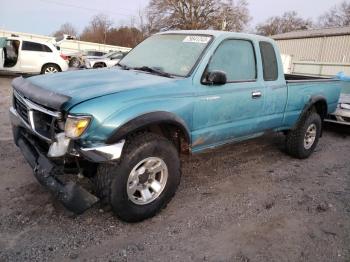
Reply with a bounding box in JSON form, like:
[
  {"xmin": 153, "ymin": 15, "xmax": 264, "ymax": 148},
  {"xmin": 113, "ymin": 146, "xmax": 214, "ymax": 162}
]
[{"xmin": 292, "ymin": 95, "xmax": 327, "ymax": 134}]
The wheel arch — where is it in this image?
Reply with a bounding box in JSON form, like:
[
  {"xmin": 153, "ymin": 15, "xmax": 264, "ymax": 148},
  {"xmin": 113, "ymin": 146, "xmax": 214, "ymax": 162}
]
[
  {"xmin": 291, "ymin": 95, "xmax": 328, "ymax": 134},
  {"xmin": 93, "ymin": 62, "xmax": 106, "ymax": 68},
  {"xmin": 299, "ymin": 95, "xmax": 328, "ymax": 121},
  {"xmin": 41, "ymin": 63, "xmax": 61, "ymax": 73},
  {"xmin": 106, "ymin": 111, "xmax": 191, "ymax": 153}
]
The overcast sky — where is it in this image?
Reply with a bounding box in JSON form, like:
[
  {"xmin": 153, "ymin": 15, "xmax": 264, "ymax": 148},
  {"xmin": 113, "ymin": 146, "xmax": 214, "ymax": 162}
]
[{"xmin": 0, "ymin": 0, "xmax": 346, "ymax": 36}]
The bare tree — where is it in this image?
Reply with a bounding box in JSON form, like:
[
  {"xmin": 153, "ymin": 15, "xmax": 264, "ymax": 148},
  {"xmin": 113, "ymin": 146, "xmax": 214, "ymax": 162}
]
[
  {"xmin": 52, "ymin": 23, "xmax": 78, "ymax": 37},
  {"xmin": 256, "ymin": 11, "xmax": 313, "ymax": 36},
  {"xmin": 216, "ymin": 0, "xmax": 250, "ymax": 31},
  {"xmin": 318, "ymin": 1, "xmax": 350, "ymax": 27},
  {"xmin": 145, "ymin": 0, "xmax": 250, "ymax": 32},
  {"xmin": 138, "ymin": 8, "xmax": 159, "ymax": 37},
  {"xmin": 108, "ymin": 27, "xmax": 144, "ymax": 48},
  {"xmin": 80, "ymin": 14, "xmax": 113, "ymax": 44}
]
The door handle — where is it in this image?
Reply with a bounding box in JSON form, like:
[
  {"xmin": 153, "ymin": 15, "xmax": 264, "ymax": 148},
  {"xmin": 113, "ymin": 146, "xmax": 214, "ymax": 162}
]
[{"xmin": 252, "ymin": 91, "xmax": 262, "ymax": 99}]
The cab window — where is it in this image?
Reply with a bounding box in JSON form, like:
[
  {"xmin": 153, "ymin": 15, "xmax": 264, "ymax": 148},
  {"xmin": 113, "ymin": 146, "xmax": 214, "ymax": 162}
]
[
  {"xmin": 259, "ymin": 41, "xmax": 278, "ymax": 81},
  {"xmin": 207, "ymin": 39, "xmax": 257, "ymax": 82}
]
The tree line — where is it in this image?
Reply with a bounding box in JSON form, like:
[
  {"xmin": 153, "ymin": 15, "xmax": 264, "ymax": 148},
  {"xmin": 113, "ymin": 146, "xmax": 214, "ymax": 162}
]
[{"xmin": 53, "ymin": 0, "xmax": 350, "ymax": 48}]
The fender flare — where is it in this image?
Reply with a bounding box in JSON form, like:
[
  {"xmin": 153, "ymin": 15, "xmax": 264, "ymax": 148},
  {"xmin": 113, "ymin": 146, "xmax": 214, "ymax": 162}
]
[
  {"xmin": 293, "ymin": 95, "xmax": 328, "ymax": 129},
  {"xmin": 106, "ymin": 111, "xmax": 191, "ymax": 144}
]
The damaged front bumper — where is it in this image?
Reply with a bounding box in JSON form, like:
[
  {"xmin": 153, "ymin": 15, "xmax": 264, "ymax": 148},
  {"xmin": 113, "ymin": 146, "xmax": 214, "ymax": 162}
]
[
  {"xmin": 17, "ymin": 135, "xmax": 99, "ymax": 214},
  {"xmin": 13, "ymin": 126, "xmax": 99, "ymax": 214},
  {"xmin": 9, "ymin": 106, "xmax": 125, "ymax": 214}
]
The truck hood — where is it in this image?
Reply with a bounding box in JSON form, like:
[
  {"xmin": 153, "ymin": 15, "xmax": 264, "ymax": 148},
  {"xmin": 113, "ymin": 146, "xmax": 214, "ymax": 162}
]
[{"xmin": 13, "ymin": 68, "xmax": 178, "ymax": 110}]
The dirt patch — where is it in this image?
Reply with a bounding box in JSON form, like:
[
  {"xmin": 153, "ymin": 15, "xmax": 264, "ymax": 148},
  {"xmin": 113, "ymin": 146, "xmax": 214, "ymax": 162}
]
[{"xmin": 0, "ymin": 75, "xmax": 350, "ymax": 261}]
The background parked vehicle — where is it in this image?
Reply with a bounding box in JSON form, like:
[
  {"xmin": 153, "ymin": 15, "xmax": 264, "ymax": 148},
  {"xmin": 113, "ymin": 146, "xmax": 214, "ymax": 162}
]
[
  {"xmin": 84, "ymin": 51, "xmax": 127, "ymax": 69},
  {"xmin": 82, "ymin": 49, "xmax": 108, "ymax": 59},
  {"xmin": 0, "ymin": 36, "xmax": 68, "ymax": 74},
  {"xmin": 325, "ymin": 73, "xmax": 350, "ymax": 125},
  {"xmin": 55, "ymin": 34, "xmax": 131, "ymax": 57},
  {"xmin": 0, "ymin": 30, "xmax": 132, "ymax": 70},
  {"xmin": 63, "ymin": 49, "xmax": 108, "ymax": 68}
]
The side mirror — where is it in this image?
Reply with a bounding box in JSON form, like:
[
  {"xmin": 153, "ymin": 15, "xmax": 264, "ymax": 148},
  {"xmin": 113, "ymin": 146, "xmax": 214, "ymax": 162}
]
[{"xmin": 206, "ymin": 71, "xmax": 227, "ymax": 85}]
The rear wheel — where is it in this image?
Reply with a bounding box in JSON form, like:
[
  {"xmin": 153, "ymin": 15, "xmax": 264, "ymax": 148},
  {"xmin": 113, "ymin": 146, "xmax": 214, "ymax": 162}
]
[
  {"xmin": 42, "ymin": 64, "xmax": 60, "ymax": 74},
  {"xmin": 285, "ymin": 111, "xmax": 322, "ymax": 159},
  {"xmin": 93, "ymin": 63, "xmax": 105, "ymax": 69},
  {"xmin": 69, "ymin": 57, "xmax": 80, "ymax": 68},
  {"xmin": 96, "ymin": 133, "xmax": 181, "ymax": 222}
]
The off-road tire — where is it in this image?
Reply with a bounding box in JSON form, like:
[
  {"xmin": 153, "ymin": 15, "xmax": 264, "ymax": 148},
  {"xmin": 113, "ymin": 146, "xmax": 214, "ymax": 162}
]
[
  {"xmin": 95, "ymin": 133, "xmax": 181, "ymax": 222},
  {"xmin": 285, "ymin": 111, "xmax": 322, "ymax": 159}
]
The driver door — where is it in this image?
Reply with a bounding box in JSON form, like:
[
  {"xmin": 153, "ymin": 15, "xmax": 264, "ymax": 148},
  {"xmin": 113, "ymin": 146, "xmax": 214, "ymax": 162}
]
[
  {"xmin": 3, "ymin": 39, "xmax": 21, "ymax": 71},
  {"xmin": 192, "ymin": 39, "xmax": 265, "ymax": 151},
  {"xmin": 0, "ymin": 37, "xmax": 6, "ymax": 69}
]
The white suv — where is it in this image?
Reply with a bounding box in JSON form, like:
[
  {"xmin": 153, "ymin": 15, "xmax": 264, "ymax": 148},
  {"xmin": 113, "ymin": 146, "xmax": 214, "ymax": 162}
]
[{"xmin": 0, "ymin": 37, "xmax": 69, "ymax": 74}]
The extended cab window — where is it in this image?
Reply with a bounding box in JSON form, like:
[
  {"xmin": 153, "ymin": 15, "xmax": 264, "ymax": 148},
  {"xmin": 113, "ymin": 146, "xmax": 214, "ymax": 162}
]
[
  {"xmin": 207, "ymin": 39, "xmax": 256, "ymax": 82},
  {"xmin": 22, "ymin": 41, "xmax": 52, "ymax": 52},
  {"xmin": 259, "ymin": 41, "xmax": 278, "ymax": 81}
]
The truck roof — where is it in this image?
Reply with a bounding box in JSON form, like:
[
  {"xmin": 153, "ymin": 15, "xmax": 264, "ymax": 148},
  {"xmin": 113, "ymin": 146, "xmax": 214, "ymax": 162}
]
[{"xmin": 158, "ymin": 30, "xmax": 274, "ymax": 42}]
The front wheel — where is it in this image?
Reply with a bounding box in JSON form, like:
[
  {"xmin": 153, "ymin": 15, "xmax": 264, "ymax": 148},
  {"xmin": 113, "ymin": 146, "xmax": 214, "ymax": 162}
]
[
  {"xmin": 285, "ymin": 111, "xmax": 322, "ymax": 159},
  {"xmin": 96, "ymin": 133, "xmax": 181, "ymax": 222}
]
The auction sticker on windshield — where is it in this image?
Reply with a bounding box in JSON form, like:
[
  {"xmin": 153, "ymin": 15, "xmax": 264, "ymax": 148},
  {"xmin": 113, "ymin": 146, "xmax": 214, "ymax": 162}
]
[{"xmin": 183, "ymin": 35, "xmax": 211, "ymax": 44}]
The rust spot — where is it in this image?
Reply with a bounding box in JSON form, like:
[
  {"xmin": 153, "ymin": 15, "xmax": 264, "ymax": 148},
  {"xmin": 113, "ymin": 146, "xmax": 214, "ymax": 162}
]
[{"xmin": 192, "ymin": 137, "xmax": 205, "ymax": 147}]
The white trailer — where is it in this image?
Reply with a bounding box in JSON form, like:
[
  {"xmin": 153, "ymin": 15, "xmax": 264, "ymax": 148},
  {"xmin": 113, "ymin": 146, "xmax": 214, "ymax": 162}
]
[
  {"xmin": 0, "ymin": 29, "xmax": 131, "ymax": 58},
  {"xmin": 0, "ymin": 29, "xmax": 54, "ymax": 42},
  {"xmin": 57, "ymin": 39, "xmax": 131, "ymax": 56}
]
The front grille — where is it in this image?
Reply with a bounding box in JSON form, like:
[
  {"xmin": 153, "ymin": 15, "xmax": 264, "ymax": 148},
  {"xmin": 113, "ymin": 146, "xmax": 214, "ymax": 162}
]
[
  {"xmin": 14, "ymin": 96, "xmax": 29, "ymax": 125},
  {"xmin": 13, "ymin": 92, "xmax": 62, "ymax": 141},
  {"xmin": 33, "ymin": 111, "xmax": 55, "ymax": 138}
]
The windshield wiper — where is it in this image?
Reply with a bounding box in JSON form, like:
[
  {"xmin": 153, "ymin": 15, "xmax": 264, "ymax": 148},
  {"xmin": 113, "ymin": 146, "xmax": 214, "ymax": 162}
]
[{"xmin": 133, "ymin": 66, "xmax": 173, "ymax": 78}]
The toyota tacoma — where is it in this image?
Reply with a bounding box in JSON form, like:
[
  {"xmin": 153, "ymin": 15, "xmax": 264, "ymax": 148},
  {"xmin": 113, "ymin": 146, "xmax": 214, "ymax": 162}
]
[{"xmin": 9, "ymin": 31, "xmax": 347, "ymax": 222}]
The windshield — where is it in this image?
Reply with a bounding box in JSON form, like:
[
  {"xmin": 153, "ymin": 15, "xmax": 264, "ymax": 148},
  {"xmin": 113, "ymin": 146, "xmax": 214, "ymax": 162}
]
[{"xmin": 119, "ymin": 34, "xmax": 212, "ymax": 77}]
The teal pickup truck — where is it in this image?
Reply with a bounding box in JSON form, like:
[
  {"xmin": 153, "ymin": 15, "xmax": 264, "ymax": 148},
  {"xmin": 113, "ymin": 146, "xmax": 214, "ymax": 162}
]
[{"xmin": 10, "ymin": 30, "xmax": 347, "ymax": 222}]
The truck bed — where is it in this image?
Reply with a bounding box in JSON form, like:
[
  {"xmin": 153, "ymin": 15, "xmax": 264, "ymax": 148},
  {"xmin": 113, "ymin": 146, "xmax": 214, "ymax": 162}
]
[{"xmin": 285, "ymin": 74, "xmax": 336, "ymax": 83}]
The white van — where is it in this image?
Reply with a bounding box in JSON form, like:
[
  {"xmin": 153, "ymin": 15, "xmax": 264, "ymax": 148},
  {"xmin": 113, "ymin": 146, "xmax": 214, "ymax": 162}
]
[{"xmin": 0, "ymin": 36, "xmax": 69, "ymax": 74}]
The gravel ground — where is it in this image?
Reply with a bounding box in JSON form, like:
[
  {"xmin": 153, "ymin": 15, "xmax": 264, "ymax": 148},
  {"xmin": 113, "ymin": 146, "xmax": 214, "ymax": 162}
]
[{"xmin": 0, "ymin": 75, "xmax": 349, "ymax": 262}]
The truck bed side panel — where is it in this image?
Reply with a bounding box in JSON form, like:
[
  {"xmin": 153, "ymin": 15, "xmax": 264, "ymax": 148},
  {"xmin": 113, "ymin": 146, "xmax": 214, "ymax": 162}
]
[{"xmin": 283, "ymin": 80, "xmax": 342, "ymax": 127}]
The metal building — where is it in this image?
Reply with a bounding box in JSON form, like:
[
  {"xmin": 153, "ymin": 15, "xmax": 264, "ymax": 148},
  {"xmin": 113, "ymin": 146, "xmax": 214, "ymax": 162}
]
[{"xmin": 272, "ymin": 26, "xmax": 350, "ymax": 77}]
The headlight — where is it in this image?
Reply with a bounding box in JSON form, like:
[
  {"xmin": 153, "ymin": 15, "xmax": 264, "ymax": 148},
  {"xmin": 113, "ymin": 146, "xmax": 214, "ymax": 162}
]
[
  {"xmin": 340, "ymin": 103, "xmax": 350, "ymax": 110},
  {"xmin": 65, "ymin": 115, "xmax": 91, "ymax": 138}
]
